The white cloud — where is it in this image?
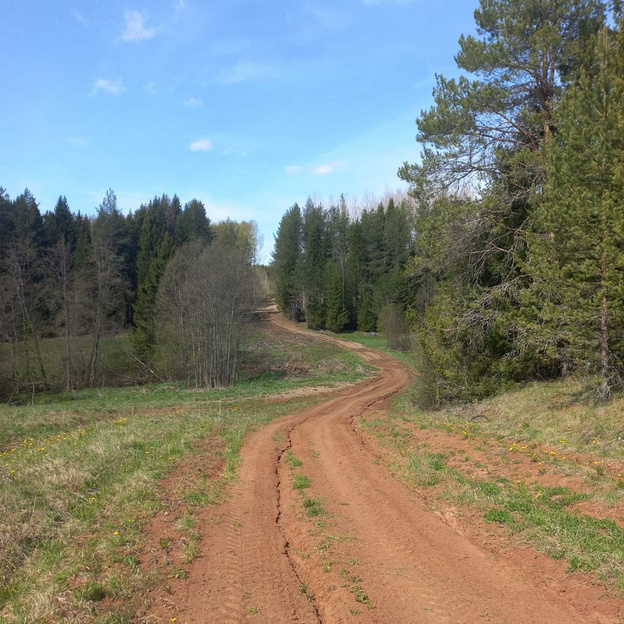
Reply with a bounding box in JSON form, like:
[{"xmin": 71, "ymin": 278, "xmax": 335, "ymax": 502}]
[
  {"xmin": 174, "ymin": 0, "xmax": 187, "ymax": 11},
  {"xmin": 190, "ymin": 138, "xmax": 214, "ymax": 152},
  {"xmin": 143, "ymin": 81, "xmax": 158, "ymax": 95},
  {"xmin": 183, "ymin": 97, "xmax": 203, "ymax": 108},
  {"xmin": 313, "ymin": 161, "xmax": 346, "ymax": 175},
  {"xmin": 122, "ymin": 10, "xmax": 158, "ymax": 42},
  {"xmin": 283, "ymin": 162, "xmax": 346, "ymax": 176},
  {"xmin": 92, "ymin": 79, "xmax": 125, "ymax": 95},
  {"xmin": 284, "ymin": 165, "xmax": 303, "ymax": 175}
]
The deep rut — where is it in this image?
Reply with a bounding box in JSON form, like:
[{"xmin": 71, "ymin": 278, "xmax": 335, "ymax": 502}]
[{"xmin": 154, "ymin": 309, "xmax": 620, "ymax": 624}]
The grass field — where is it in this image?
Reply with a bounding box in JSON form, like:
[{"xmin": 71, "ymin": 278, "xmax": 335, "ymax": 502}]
[
  {"xmin": 0, "ymin": 324, "xmax": 374, "ymax": 623},
  {"xmin": 6, "ymin": 320, "xmax": 624, "ymax": 621}
]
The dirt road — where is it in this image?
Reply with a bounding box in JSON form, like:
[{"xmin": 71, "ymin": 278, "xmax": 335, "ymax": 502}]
[{"xmin": 155, "ymin": 308, "xmax": 618, "ymax": 623}]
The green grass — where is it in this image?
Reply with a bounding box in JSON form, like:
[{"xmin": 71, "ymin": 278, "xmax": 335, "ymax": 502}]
[
  {"xmin": 0, "ymin": 324, "xmax": 370, "ymax": 623},
  {"xmin": 284, "ymin": 450, "xmax": 303, "ymax": 467},
  {"xmin": 380, "ymin": 441, "xmax": 624, "ymax": 588},
  {"xmin": 335, "ymin": 331, "xmax": 422, "ymax": 369},
  {"xmin": 363, "ymin": 388, "xmax": 624, "ymax": 591},
  {"xmin": 293, "ymin": 473, "xmax": 312, "ymax": 490},
  {"xmin": 302, "ymin": 496, "xmax": 325, "ymax": 517}
]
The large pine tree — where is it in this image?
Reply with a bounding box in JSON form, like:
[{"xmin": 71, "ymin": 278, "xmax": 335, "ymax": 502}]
[{"xmin": 526, "ymin": 27, "xmax": 624, "ymax": 399}]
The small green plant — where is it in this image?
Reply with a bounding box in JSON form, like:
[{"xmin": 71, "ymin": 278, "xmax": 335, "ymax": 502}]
[
  {"xmin": 183, "ymin": 540, "xmax": 200, "ymax": 563},
  {"xmin": 293, "ymin": 473, "xmax": 312, "ymax": 490},
  {"xmin": 75, "ymin": 581, "xmax": 107, "ymax": 602},
  {"xmin": 158, "ymin": 537, "xmax": 172, "ymax": 550},
  {"xmin": 178, "ymin": 512, "xmax": 195, "ymax": 531},
  {"xmin": 341, "ymin": 571, "xmax": 372, "ymax": 610},
  {"xmin": 298, "ymin": 581, "xmax": 315, "ymax": 602},
  {"xmin": 184, "ymin": 490, "xmax": 209, "ymax": 506},
  {"xmin": 303, "ymin": 496, "xmax": 325, "ymax": 517},
  {"xmin": 284, "ymin": 450, "xmax": 302, "ymax": 467},
  {"xmin": 171, "ymin": 566, "xmax": 187, "ymax": 579},
  {"xmin": 484, "ymin": 508, "xmax": 513, "ymax": 524}
]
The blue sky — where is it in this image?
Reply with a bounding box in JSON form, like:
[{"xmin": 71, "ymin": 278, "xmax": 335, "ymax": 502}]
[{"xmin": 1, "ymin": 0, "xmax": 477, "ymax": 260}]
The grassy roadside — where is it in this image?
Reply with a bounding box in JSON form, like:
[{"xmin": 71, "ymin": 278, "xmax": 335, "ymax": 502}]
[
  {"xmin": 343, "ymin": 331, "xmax": 624, "ymax": 594},
  {"xmin": 0, "ymin": 328, "xmax": 374, "ymax": 623}
]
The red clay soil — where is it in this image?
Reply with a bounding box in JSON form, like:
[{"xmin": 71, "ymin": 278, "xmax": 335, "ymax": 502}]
[{"xmin": 147, "ymin": 308, "xmax": 623, "ymax": 623}]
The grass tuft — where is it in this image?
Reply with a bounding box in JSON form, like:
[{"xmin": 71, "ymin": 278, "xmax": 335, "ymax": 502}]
[{"xmin": 293, "ymin": 474, "xmax": 312, "ymax": 490}]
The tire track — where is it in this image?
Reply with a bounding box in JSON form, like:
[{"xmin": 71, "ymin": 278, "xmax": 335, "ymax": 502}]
[{"xmin": 152, "ymin": 306, "xmax": 620, "ymax": 624}]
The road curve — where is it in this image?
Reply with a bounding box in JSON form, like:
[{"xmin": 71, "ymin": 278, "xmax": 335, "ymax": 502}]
[{"xmin": 163, "ymin": 307, "xmax": 613, "ymax": 624}]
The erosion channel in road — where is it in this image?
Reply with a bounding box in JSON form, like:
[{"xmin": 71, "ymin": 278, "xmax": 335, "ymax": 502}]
[{"xmin": 152, "ymin": 306, "xmax": 618, "ymax": 623}]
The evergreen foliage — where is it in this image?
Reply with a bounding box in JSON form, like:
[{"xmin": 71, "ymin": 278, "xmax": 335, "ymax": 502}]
[
  {"xmin": 271, "ymin": 194, "xmax": 415, "ymax": 335},
  {"xmin": 0, "ymin": 186, "xmax": 259, "ymax": 399},
  {"xmin": 272, "ymin": 204, "xmax": 303, "ymax": 322},
  {"xmin": 397, "ymin": 0, "xmax": 616, "ymax": 403},
  {"xmin": 525, "ymin": 27, "xmax": 624, "ymax": 398}
]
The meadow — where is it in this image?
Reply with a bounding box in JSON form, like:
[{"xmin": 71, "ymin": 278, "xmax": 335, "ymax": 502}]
[{"xmin": 0, "ymin": 323, "xmax": 373, "ymax": 623}]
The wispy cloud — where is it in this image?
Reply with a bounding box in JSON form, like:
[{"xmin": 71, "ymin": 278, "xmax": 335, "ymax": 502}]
[
  {"xmin": 174, "ymin": 0, "xmax": 187, "ymax": 12},
  {"xmin": 143, "ymin": 81, "xmax": 158, "ymax": 95},
  {"xmin": 284, "ymin": 161, "xmax": 346, "ymax": 176},
  {"xmin": 67, "ymin": 136, "xmax": 89, "ymax": 150},
  {"xmin": 92, "ymin": 79, "xmax": 125, "ymax": 95},
  {"xmin": 122, "ymin": 10, "xmax": 158, "ymax": 42},
  {"xmin": 216, "ymin": 62, "xmax": 278, "ymax": 85},
  {"xmin": 73, "ymin": 9, "xmax": 88, "ymax": 26},
  {"xmin": 183, "ymin": 97, "xmax": 203, "ymax": 108},
  {"xmin": 190, "ymin": 138, "xmax": 213, "ymax": 152},
  {"xmin": 222, "ymin": 148, "xmax": 250, "ymax": 157},
  {"xmin": 313, "ymin": 161, "xmax": 346, "ymax": 175}
]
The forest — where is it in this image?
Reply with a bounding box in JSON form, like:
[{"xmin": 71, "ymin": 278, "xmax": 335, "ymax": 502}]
[
  {"xmin": 0, "ymin": 189, "xmax": 259, "ymax": 400},
  {"xmin": 271, "ymin": 0, "xmax": 624, "ymax": 405},
  {"xmin": 4, "ymin": 0, "xmax": 624, "ymax": 408}
]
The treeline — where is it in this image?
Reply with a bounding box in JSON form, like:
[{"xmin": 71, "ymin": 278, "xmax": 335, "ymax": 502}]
[
  {"xmin": 0, "ymin": 188, "xmax": 258, "ymax": 399},
  {"xmin": 273, "ymin": 0, "xmax": 624, "ymax": 405},
  {"xmin": 271, "ymin": 194, "xmax": 415, "ymax": 335}
]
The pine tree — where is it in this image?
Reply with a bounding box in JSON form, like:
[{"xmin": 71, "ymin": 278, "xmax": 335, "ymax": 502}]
[
  {"xmin": 302, "ymin": 199, "xmax": 328, "ymax": 329},
  {"xmin": 325, "ymin": 268, "xmax": 350, "ymax": 332},
  {"xmin": 174, "ymin": 198, "xmax": 214, "ymax": 246},
  {"xmin": 397, "ymin": 0, "xmax": 608, "ymax": 401},
  {"xmin": 357, "ymin": 291, "xmax": 377, "ymax": 332},
  {"xmin": 2, "ymin": 190, "xmax": 47, "ymax": 384},
  {"xmin": 272, "ymin": 204, "xmax": 303, "ymax": 321},
  {"xmin": 132, "ymin": 196, "xmax": 175, "ymax": 363},
  {"xmin": 526, "ymin": 27, "xmax": 624, "ymax": 399}
]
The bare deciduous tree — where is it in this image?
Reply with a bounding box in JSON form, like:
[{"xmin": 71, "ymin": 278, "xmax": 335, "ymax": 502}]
[{"xmin": 156, "ymin": 241, "xmax": 256, "ymax": 387}]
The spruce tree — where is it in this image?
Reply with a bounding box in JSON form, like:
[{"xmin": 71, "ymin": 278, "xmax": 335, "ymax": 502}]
[
  {"xmin": 132, "ymin": 196, "xmax": 175, "ymax": 363},
  {"xmin": 302, "ymin": 199, "xmax": 327, "ymax": 329},
  {"xmin": 272, "ymin": 204, "xmax": 303, "ymax": 321},
  {"xmin": 325, "ymin": 268, "xmax": 350, "ymax": 332}
]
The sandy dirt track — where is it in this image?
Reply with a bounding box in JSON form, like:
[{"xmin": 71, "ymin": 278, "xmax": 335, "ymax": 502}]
[{"xmin": 152, "ymin": 307, "xmax": 619, "ymax": 623}]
